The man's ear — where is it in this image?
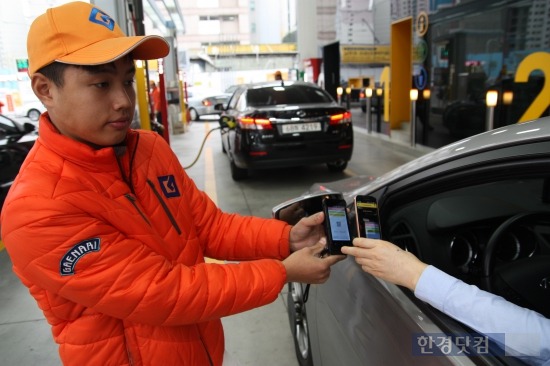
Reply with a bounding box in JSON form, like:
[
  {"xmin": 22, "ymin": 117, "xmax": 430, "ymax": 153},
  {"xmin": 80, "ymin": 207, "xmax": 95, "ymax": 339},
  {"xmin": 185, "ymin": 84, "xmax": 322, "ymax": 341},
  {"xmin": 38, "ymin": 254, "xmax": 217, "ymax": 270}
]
[{"xmin": 31, "ymin": 73, "xmax": 55, "ymax": 107}]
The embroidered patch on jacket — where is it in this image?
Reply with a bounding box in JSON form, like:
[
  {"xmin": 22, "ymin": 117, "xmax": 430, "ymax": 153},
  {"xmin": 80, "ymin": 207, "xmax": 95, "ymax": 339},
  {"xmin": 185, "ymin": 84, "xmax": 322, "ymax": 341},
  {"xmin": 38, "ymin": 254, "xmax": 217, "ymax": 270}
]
[
  {"xmin": 158, "ymin": 175, "xmax": 181, "ymax": 198},
  {"xmin": 89, "ymin": 8, "xmax": 115, "ymax": 31},
  {"xmin": 60, "ymin": 238, "xmax": 101, "ymax": 276}
]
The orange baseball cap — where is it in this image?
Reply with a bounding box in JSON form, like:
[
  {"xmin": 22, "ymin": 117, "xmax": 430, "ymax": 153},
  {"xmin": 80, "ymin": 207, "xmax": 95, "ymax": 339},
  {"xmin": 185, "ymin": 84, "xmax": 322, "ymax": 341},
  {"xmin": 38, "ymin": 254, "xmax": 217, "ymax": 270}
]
[{"xmin": 27, "ymin": 1, "xmax": 170, "ymax": 76}]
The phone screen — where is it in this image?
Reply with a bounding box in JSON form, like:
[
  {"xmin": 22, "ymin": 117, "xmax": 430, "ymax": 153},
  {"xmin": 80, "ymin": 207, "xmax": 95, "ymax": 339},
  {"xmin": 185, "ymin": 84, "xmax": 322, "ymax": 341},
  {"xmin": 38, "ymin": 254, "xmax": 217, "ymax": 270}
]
[
  {"xmin": 355, "ymin": 196, "xmax": 381, "ymax": 239},
  {"xmin": 322, "ymin": 198, "xmax": 352, "ymax": 255},
  {"xmin": 326, "ymin": 205, "xmax": 351, "ymax": 241}
]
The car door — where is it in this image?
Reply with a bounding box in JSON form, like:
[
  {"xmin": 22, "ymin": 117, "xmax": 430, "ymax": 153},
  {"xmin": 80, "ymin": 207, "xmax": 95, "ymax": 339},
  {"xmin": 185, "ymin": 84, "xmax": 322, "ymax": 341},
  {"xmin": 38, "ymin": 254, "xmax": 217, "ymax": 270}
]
[
  {"xmin": 310, "ymin": 140, "xmax": 550, "ymax": 365},
  {"xmin": 220, "ymin": 88, "xmax": 244, "ymax": 156},
  {"xmin": 0, "ymin": 143, "xmax": 28, "ymax": 209},
  {"xmin": 310, "ymin": 187, "xmax": 461, "ymax": 366}
]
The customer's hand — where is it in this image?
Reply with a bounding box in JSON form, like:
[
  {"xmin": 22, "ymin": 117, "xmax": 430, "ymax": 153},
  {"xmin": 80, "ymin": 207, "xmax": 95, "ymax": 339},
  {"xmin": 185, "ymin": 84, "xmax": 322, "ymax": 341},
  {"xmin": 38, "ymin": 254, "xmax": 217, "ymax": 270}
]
[
  {"xmin": 283, "ymin": 240, "xmax": 345, "ymax": 284},
  {"xmin": 288, "ymin": 211, "xmax": 325, "ymax": 252},
  {"xmin": 341, "ymin": 238, "xmax": 428, "ymax": 291}
]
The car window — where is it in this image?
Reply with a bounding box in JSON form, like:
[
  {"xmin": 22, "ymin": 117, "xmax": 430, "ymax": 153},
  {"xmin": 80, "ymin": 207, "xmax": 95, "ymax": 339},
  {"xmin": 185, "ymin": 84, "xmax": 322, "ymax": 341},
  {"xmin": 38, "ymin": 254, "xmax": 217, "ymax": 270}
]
[
  {"xmin": 380, "ymin": 168, "xmax": 550, "ymax": 318},
  {"xmin": 246, "ymin": 85, "xmax": 333, "ymax": 107},
  {"xmin": 235, "ymin": 91, "xmax": 248, "ymax": 111},
  {"xmin": 227, "ymin": 89, "xmax": 244, "ymax": 110},
  {"xmin": 213, "ymin": 95, "xmax": 230, "ymax": 107},
  {"xmin": 225, "ymin": 85, "xmax": 238, "ymax": 94}
]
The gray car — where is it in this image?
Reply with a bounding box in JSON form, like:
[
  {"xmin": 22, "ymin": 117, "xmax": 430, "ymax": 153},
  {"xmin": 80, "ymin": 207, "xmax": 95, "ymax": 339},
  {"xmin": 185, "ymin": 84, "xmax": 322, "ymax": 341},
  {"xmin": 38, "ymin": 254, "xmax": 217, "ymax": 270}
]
[
  {"xmin": 273, "ymin": 117, "xmax": 550, "ymax": 365},
  {"xmin": 186, "ymin": 93, "xmax": 231, "ymax": 121}
]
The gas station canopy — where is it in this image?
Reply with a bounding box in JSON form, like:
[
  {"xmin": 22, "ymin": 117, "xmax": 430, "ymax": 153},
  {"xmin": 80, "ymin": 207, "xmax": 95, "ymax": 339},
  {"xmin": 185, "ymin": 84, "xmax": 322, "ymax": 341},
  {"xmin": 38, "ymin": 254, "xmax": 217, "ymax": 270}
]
[{"xmin": 143, "ymin": 0, "xmax": 185, "ymax": 35}]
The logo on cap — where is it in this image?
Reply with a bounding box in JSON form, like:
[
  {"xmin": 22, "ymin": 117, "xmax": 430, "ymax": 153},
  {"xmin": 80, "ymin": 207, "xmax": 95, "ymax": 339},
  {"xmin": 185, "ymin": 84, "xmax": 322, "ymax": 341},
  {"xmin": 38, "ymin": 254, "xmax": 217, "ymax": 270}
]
[{"xmin": 89, "ymin": 8, "xmax": 115, "ymax": 31}]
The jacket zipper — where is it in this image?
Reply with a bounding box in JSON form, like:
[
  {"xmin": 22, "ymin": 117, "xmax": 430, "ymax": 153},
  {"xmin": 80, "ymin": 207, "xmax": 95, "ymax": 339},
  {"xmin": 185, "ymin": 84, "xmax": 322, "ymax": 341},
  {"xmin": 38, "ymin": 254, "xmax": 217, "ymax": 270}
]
[
  {"xmin": 147, "ymin": 179, "xmax": 182, "ymax": 234},
  {"xmin": 125, "ymin": 194, "xmax": 151, "ymax": 226},
  {"xmin": 127, "ymin": 347, "xmax": 134, "ymax": 366}
]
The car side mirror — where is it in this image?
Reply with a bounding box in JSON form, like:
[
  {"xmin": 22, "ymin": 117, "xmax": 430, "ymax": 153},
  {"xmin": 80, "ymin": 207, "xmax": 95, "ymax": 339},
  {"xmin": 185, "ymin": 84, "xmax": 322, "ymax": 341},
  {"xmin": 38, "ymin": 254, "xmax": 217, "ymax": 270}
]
[
  {"xmin": 0, "ymin": 129, "xmax": 6, "ymax": 139},
  {"xmin": 23, "ymin": 122, "xmax": 36, "ymax": 133},
  {"xmin": 214, "ymin": 103, "xmax": 225, "ymax": 111},
  {"xmin": 272, "ymin": 192, "xmax": 344, "ymax": 225}
]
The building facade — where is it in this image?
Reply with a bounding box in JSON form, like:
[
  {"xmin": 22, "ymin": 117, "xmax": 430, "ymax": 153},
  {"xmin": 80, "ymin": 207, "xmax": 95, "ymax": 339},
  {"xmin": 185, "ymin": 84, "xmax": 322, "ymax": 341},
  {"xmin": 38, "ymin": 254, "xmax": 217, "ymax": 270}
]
[
  {"xmin": 0, "ymin": 0, "xmax": 78, "ymax": 112},
  {"xmin": 175, "ymin": 0, "xmax": 297, "ymax": 92},
  {"xmin": 350, "ymin": 0, "xmax": 550, "ymax": 147},
  {"xmin": 421, "ymin": 0, "xmax": 550, "ymax": 145}
]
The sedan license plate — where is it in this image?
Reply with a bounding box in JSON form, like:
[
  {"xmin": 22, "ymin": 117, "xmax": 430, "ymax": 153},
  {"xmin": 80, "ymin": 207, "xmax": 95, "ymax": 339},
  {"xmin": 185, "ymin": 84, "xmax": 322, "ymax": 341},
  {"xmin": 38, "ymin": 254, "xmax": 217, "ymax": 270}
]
[{"xmin": 282, "ymin": 122, "xmax": 321, "ymax": 134}]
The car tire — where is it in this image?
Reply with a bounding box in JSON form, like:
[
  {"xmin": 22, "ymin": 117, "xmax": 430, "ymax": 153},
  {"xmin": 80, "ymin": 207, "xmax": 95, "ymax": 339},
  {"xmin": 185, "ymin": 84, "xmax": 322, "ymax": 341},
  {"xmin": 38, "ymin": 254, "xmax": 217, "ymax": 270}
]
[
  {"xmin": 287, "ymin": 282, "xmax": 313, "ymax": 366},
  {"xmin": 327, "ymin": 160, "xmax": 348, "ymax": 172},
  {"xmin": 189, "ymin": 108, "xmax": 199, "ymax": 121},
  {"xmin": 230, "ymin": 160, "xmax": 247, "ymax": 180},
  {"xmin": 27, "ymin": 108, "xmax": 41, "ymax": 121}
]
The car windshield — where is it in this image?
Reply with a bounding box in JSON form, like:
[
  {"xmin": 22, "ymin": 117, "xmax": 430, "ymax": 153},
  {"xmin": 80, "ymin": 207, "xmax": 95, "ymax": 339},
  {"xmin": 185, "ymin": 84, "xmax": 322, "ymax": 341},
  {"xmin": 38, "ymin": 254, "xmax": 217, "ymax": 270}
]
[
  {"xmin": 0, "ymin": 115, "xmax": 22, "ymax": 134},
  {"xmin": 246, "ymin": 85, "xmax": 333, "ymax": 107}
]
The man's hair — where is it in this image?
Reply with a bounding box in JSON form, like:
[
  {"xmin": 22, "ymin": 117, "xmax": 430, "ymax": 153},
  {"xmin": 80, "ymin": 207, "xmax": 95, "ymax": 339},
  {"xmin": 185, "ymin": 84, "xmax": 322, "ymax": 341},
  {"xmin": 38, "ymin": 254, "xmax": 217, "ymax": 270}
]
[{"xmin": 36, "ymin": 62, "xmax": 71, "ymax": 87}]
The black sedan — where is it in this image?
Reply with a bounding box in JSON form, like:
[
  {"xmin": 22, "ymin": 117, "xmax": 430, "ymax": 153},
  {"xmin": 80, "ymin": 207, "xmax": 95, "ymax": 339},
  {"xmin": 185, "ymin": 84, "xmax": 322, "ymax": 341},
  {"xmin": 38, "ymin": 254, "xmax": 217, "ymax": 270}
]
[
  {"xmin": 273, "ymin": 116, "xmax": 550, "ymax": 365},
  {"xmin": 217, "ymin": 81, "xmax": 353, "ymax": 180},
  {"xmin": 0, "ymin": 114, "xmax": 38, "ymax": 209}
]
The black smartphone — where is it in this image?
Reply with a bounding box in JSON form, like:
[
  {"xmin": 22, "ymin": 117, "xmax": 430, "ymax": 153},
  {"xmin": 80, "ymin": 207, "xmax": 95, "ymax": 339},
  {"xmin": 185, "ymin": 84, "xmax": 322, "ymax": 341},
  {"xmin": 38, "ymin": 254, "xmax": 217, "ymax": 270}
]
[
  {"xmin": 354, "ymin": 195, "xmax": 382, "ymax": 239},
  {"xmin": 322, "ymin": 198, "xmax": 353, "ymax": 255}
]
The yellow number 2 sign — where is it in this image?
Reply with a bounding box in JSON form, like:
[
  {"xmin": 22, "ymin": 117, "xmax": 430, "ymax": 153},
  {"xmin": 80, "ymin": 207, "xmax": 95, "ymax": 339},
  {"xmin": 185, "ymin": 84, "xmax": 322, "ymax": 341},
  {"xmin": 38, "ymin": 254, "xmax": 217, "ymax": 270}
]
[{"xmin": 515, "ymin": 52, "xmax": 550, "ymax": 123}]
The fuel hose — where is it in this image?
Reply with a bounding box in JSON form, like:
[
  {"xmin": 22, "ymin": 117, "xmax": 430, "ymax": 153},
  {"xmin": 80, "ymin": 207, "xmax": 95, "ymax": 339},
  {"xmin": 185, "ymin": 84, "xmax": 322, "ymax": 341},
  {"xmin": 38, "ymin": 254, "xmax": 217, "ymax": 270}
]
[{"xmin": 182, "ymin": 126, "xmax": 222, "ymax": 169}]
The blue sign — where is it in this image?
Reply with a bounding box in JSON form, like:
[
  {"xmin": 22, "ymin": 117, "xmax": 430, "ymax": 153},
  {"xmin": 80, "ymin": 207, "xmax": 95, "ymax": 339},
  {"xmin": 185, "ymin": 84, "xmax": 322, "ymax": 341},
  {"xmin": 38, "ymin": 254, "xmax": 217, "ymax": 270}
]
[{"xmin": 414, "ymin": 67, "xmax": 428, "ymax": 90}]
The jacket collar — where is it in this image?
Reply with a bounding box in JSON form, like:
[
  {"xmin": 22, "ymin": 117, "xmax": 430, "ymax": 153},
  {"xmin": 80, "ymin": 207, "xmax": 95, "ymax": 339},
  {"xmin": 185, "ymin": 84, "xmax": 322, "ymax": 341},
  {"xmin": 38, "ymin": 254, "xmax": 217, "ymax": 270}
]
[{"xmin": 38, "ymin": 112, "xmax": 134, "ymax": 172}]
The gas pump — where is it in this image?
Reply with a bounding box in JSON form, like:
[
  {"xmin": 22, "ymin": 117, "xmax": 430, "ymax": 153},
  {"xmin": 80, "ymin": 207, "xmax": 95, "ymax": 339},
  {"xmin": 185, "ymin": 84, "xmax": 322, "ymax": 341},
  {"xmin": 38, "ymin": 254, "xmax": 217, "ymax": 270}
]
[
  {"xmin": 157, "ymin": 59, "xmax": 170, "ymax": 143},
  {"xmin": 180, "ymin": 72, "xmax": 190, "ymax": 128}
]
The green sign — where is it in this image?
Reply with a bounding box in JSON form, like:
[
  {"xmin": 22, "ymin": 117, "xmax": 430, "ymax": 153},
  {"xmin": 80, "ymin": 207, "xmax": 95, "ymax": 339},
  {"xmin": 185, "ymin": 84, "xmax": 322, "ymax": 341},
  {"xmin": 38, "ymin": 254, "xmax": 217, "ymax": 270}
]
[{"xmin": 16, "ymin": 58, "xmax": 29, "ymax": 72}]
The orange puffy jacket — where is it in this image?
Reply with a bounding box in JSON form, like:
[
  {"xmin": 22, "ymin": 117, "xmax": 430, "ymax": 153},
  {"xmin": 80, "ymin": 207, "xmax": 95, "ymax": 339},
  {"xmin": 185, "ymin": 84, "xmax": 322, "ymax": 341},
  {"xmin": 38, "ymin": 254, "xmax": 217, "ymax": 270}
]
[{"xmin": 1, "ymin": 115, "xmax": 291, "ymax": 366}]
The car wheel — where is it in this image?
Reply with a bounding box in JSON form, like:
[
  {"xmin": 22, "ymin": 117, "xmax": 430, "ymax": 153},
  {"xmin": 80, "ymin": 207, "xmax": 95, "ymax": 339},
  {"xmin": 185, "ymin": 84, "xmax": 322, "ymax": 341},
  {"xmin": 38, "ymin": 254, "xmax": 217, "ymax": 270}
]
[
  {"xmin": 287, "ymin": 282, "xmax": 313, "ymax": 366},
  {"xmin": 230, "ymin": 160, "xmax": 247, "ymax": 180},
  {"xmin": 189, "ymin": 108, "xmax": 199, "ymax": 121},
  {"xmin": 327, "ymin": 160, "xmax": 348, "ymax": 172},
  {"xmin": 27, "ymin": 108, "xmax": 41, "ymax": 121}
]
